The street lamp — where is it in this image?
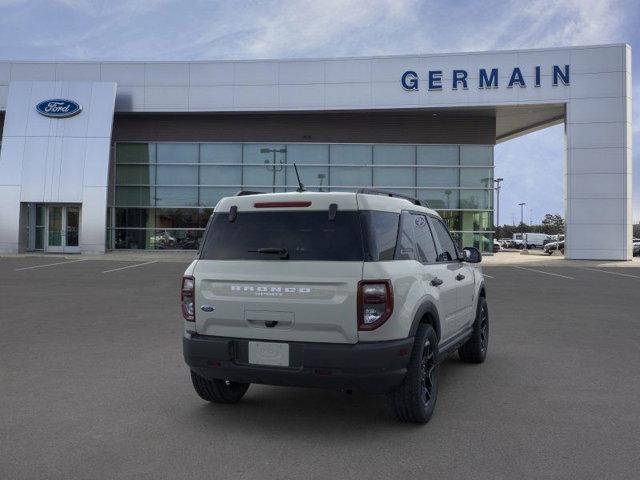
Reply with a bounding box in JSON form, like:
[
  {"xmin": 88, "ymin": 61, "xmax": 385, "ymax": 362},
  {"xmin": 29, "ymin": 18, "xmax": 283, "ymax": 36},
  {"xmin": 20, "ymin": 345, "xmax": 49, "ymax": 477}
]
[
  {"xmin": 518, "ymin": 202, "xmax": 527, "ymax": 252},
  {"xmin": 261, "ymin": 147, "xmax": 287, "ymax": 193},
  {"xmin": 494, "ymin": 178, "xmax": 504, "ymax": 227}
]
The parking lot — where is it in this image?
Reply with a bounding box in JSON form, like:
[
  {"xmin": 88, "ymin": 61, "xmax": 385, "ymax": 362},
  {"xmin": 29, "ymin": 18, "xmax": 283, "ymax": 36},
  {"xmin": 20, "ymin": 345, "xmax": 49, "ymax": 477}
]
[{"xmin": 1, "ymin": 255, "xmax": 639, "ymax": 479}]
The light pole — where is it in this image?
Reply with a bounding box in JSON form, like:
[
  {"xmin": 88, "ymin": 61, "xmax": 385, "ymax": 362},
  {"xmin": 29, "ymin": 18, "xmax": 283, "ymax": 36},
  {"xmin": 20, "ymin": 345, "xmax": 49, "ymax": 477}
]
[
  {"xmin": 261, "ymin": 147, "xmax": 287, "ymax": 193},
  {"xmin": 494, "ymin": 178, "xmax": 503, "ymax": 227},
  {"xmin": 518, "ymin": 202, "xmax": 527, "ymax": 252}
]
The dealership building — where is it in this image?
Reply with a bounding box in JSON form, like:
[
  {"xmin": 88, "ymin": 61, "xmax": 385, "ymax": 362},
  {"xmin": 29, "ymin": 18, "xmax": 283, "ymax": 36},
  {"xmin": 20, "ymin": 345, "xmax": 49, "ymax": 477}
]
[{"xmin": 0, "ymin": 44, "xmax": 633, "ymax": 259}]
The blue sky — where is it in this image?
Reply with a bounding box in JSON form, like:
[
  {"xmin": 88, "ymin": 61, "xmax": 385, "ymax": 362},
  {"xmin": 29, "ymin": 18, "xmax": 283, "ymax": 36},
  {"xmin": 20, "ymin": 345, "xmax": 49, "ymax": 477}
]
[{"xmin": 0, "ymin": 0, "xmax": 638, "ymax": 225}]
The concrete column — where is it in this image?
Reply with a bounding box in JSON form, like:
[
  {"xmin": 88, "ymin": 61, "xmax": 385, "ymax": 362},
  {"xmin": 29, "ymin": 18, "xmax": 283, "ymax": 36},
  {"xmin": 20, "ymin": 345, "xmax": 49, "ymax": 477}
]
[{"xmin": 564, "ymin": 45, "xmax": 632, "ymax": 260}]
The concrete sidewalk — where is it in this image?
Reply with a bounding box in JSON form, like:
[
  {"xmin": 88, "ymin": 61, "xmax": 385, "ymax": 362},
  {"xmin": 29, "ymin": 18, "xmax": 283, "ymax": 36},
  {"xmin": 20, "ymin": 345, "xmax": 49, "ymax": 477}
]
[{"xmin": 484, "ymin": 251, "xmax": 640, "ymax": 268}]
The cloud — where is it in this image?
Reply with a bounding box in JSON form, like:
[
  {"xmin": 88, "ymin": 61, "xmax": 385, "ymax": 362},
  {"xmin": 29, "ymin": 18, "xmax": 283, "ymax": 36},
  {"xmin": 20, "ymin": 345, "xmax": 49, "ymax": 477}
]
[{"xmin": 0, "ymin": 0, "xmax": 637, "ymax": 221}]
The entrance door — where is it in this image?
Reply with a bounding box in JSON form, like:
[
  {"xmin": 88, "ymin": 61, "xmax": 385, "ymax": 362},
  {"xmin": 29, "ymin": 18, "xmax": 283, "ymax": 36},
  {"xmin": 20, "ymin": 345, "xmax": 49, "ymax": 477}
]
[{"xmin": 45, "ymin": 205, "xmax": 81, "ymax": 253}]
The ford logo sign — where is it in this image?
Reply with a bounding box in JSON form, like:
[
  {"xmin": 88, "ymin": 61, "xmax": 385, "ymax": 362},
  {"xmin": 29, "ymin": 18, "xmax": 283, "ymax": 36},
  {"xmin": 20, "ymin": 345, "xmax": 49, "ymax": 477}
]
[{"xmin": 36, "ymin": 99, "xmax": 82, "ymax": 118}]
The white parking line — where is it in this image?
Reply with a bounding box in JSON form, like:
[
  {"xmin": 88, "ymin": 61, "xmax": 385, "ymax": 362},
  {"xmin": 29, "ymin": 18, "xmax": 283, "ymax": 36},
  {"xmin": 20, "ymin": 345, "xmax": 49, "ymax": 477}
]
[
  {"xmin": 580, "ymin": 267, "xmax": 640, "ymax": 279},
  {"xmin": 102, "ymin": 261, "xmax": 158, "ymax": 274},
  {"xmin": 512, "ymin": 266, "xmax": 575, "ymax": 280},
  {"xmin": 15, "ymin": 259, "xmax": 86, "ymax": 271},
  {"xmin": 482, "ymin": 273, "xmax": 495, "ymax": 279}
]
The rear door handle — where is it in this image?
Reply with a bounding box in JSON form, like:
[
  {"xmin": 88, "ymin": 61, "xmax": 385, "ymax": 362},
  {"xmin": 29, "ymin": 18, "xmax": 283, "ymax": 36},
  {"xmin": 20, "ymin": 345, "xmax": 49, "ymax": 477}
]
[
  {"xmin": 430, "ymin": 277, "xmax": 443, "ymax": 287},
  {"xmin": 456, "ymin": 273, "xmax": 465, "ymax": 281}
]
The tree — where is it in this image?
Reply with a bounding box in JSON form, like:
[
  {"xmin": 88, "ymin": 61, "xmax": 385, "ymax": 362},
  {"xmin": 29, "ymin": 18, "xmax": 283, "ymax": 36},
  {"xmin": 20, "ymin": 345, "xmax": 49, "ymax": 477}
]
[{"xmin": 542, "ymin": 214, "xmax": 564, "ymax": 230}]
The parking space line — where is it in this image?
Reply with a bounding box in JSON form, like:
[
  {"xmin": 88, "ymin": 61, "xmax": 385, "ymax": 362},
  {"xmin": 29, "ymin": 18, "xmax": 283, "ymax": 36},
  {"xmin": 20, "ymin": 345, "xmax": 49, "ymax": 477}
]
[
  {"xmin": 512, "ymin": 266, "xmax": 574, "ymax": 280},
  {"xmin": 102, "ymin": 261, "xmax": 158, "ymax": 274},
  {"xmin": 15, "ymin": 259, "xmax": 86, "ymax": 271},
  {"xmin": 579, "ymin": 267, "xmax": 640, "ymax": 279},
  {"xmin": 482, "ymin": 273, "xmax": 494, "ymax": 279}
]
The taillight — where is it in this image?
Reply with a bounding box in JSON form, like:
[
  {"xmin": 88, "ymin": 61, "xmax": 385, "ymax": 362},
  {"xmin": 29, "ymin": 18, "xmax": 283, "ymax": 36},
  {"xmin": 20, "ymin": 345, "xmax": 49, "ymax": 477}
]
[
  {"xmin": 357, "ymin": 280, "xmax": 393, "ymax": 331},
  {"xmin": 181, "ymin": 275, "xmax": 195, "ymax": 321}
]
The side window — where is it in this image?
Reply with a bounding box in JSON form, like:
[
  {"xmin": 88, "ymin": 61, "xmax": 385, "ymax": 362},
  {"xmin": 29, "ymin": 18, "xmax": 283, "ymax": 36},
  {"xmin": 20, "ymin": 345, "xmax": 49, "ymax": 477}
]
[
  {"xmin": 412, "ymin": 214, "xmax": 438, "ymax": 263},
  {"xmin": 395, "ymin": 212, "xmax": 415, "ymax": 260},
  {"xmin": 361, "ymin": 211, "xmax": 400, "ymax": 261},
  {"xmin": 431, "ymin": 217, "xmax": 459, "ymax": 262}
]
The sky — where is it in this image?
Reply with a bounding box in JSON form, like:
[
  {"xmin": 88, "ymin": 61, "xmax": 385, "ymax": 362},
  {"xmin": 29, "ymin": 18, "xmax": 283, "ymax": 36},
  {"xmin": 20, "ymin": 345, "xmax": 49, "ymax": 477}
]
[{"xmin": 0, "ymin": 0, "xmax": 638, "ymax": 225}]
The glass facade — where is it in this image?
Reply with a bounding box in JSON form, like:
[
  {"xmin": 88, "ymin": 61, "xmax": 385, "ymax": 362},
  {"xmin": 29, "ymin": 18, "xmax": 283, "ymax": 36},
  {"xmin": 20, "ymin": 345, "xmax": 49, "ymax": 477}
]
[{"xmin": 109, "ymin": 142, "xmax": 494, "ymax": 252}]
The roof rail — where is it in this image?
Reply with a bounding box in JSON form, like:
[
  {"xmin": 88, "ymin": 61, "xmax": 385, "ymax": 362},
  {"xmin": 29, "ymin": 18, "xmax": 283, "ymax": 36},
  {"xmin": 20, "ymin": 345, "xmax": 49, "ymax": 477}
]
[
  {"xmin": 357, "ymin": 188, "xmax": 429, "ymax": 208},
  {"xmin": 235, "ymin": 190, "xmax": 265, "ymax": 196}
]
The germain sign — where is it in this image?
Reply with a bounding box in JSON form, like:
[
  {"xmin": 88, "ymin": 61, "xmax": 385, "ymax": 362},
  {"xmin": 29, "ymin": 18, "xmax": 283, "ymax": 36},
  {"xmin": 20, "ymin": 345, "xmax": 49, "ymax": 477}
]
[
  {"xmin": 401, "ymin": 65, "xmax": 570, "ymax": 91},
  {"xmin": 36, "ymin": 99, "xmax": 82, "ymax": 118}
]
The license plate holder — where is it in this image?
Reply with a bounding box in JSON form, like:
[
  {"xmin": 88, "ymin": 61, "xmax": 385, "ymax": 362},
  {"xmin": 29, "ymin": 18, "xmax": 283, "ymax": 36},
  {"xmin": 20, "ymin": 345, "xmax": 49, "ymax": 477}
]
[{"xmin": 248, "ymin": 341, "xmax": 290, "ymax": 367}]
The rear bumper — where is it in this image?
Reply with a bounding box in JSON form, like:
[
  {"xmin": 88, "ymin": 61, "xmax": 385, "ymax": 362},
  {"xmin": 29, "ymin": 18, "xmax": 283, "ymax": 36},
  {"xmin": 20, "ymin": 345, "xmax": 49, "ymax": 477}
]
[{"xmin": 183, "ymin": 332, "xmax": 414, "ymax": 394}]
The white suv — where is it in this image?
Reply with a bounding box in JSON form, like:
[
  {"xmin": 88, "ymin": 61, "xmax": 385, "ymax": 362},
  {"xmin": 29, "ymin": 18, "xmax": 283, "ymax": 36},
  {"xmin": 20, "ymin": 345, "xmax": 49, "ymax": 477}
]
[{"xmin": 182, "ymin": 190, "xmax": 488, "ymax": 423}]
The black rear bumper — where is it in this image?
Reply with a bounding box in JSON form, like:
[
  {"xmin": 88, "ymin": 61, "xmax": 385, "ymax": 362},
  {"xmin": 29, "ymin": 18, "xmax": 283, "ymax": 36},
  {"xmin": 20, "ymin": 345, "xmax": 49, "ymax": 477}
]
[{"xmin": 183, "ymin": 332, "xmax": 414, "ymax": 394}]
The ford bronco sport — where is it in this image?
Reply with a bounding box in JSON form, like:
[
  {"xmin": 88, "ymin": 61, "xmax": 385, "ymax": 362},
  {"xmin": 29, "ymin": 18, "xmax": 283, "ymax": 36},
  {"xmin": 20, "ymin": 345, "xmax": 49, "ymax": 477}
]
[{"xmin": 182, "ymin": 189, "xmax": 488, "ymax": 423}]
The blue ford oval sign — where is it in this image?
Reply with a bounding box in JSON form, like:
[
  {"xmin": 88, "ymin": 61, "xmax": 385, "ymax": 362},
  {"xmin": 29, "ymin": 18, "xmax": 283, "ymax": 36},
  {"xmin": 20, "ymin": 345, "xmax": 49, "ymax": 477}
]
[{"xmin": 36, "ymin": 99, "xmax": 82, "ymax": 118}]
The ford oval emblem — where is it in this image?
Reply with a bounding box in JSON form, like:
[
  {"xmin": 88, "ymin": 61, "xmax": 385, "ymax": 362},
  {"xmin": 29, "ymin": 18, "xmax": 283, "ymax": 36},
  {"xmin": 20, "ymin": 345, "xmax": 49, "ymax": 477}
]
[
  {"xmin": 36, "ymin": 99, "xmax": 82, "ymax": 118},
  {"xmin": 200, "ymin": 305, "xmax": 215, "ymax": 312}
]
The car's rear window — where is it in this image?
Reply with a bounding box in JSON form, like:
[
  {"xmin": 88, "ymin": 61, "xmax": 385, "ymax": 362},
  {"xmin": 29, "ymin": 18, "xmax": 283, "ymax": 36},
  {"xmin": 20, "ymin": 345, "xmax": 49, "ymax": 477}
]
[
  {"xmin": 199, "ymin": 210, "xmax": 365, "ymax": 261},
  {"xmin": 199, "ymin": 209, "xmax": 404, "ymax": 262}
]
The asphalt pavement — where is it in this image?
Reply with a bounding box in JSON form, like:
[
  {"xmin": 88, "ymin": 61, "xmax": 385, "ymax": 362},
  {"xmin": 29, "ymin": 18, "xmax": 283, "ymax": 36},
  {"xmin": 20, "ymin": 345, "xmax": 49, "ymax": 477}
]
[{"xmin": 1, "ymin": 256, "xmax": 639, "ymax": 479}]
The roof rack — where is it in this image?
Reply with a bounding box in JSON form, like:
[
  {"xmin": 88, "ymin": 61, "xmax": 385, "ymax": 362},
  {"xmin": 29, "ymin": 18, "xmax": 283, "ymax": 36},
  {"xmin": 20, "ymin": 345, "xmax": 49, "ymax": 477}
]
[
  {"xmin": 357, "ymin": 188, "xmax": 429, "ymax": 208},
  {"xmin": 235, "ymin": 190, "xmax": 265, "ymax": 196}
]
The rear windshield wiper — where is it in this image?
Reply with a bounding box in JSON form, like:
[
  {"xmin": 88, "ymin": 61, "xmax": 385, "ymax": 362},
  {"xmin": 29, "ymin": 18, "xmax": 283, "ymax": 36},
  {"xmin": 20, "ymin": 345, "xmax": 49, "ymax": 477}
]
[{"xmin": 248, "ymin": 247, "xmax": 290, "ymax": 259}]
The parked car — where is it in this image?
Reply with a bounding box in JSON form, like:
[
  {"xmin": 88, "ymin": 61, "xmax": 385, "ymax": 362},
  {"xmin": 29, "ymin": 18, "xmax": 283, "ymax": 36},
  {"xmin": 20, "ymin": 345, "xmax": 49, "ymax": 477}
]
[
  {"xmin": 633, "ymin": 238, "xmax": 640, "ymax": 256},
  {"xmin": 513, "ymin": 232, "xmax": 553, "ymax": 249},
  {"xmin": 182, "ymin": 190, "xmax": 488, "ymax": 424},
  {"xmin": 498, "ymin": 238, "xmax": 515, "ymax": 248},
  {"xmin": 493, "ymin": 239, "xmax": 501, "ymax": 253},
  {"xmin": 543, "ymin": 240, "xmax": 565, "ymax": 255}
]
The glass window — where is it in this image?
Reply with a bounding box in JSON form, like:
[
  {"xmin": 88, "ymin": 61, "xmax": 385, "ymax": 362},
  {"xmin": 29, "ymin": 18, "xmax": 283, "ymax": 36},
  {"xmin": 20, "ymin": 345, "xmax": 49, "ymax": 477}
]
[
  {"xmin": 460, "ymin": 190, "xmax": 493, "ymax": 209},
  {"xmin": 200, "ymin": 211, "xmax": 364, "ymax": 261},
  {"xmin": 115, "ymin": 186, "xmax": 154, "ymax": 207},
  {"xmin": 157, "ymin": 143, "xmax": 199, "ymax": 164},
  {"xmin": 431, "ymin": 217, "xmax": 459, "ymax": 262},
  {"xmin": 417, "ymin": 145, "xmax": 459, "ymax": 165},
  {"xmin": 200, "ymin": 144, "xmax": 242, "ymax": 164},
  {"xmin": 460, "ymin": 211, "xmax": 493, "ymax": 232},
  {"xmin": 461, "ymin": 145, "xmax": 493, "ymax": 165},
  {"xmin": 418, "ymin": 167, "xmax": 458, "ymax": 188},
  {"xmin": 156, "ymin": 165, "xmax": 198, "ymax": 185},
  {"xmin": 439, "ymin": 211, "xmax": 461, "ymax": 232},
  {"xmin": 373, "ymin": 145, "xmax": 414, "ymax": 188},
  {"xmin": 329, "ymin": 144, "xmax": 372, "ymax": 188},
  {"xmin": 360, "ymin": 211, "xmax": 400, "ymax": 261},
  {"xmin": 460, "ymin": 232, "xmax": 492, "ymax": 253},
  {"xmin": 116, "ymin": 165, "xmax": 155, "ymax": 185},
  {"xmin": 199, "ymin": 187, "xmax": 240, "ymax": 207},
  {"xmin": 395, "ymin": 212, "xmax": 415, "ymax": 261},
  {"xmin": 460, "ymin": 168, "xmax": 493, "ymax": 188},
  {"xmin": 114, "ymin": 229, "xmax": 203, "ymax": 250},
  {"xmin": 155, "ymin": 209, "xmax": 201, "ymax": 229},
  {"xmin": 419, "ymin": 189, "xmax": 459, "ymax": 210},
  {"xmin": 155, "ymin": 187, "xmax": 198, "ymax": 207},
  {"xmin": 200, "ymin": 166, "xmax": 242, "ymax": 185},
  {"xmin": 115, "ymin": 208, "xmax": 154, "ymax": 228},
  {"xmin": 412, "ymin": 214, "xmax": 438, "ymax": 263},
  {"xmin": 285, "ymin": 144, "xmax": 329, "ymax": 189},
  {"xmin": 243, "ymin": 144, "xmax": 286, "ymax": 189},
  {"xmin": 116, "ymin": 143, "xmax": 155, "ymax": 164},
  {"xmin": 156, "ymin": 143, "xmax": 199, "ymax": 163}
]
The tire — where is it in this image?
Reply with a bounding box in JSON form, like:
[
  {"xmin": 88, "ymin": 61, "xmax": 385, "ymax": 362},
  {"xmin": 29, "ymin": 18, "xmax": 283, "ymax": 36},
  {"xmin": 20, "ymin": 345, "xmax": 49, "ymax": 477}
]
[
  {"xmin": 190, "ymin": 370, "xmax": 250, "ymax": 404},
  {"xmin": 458, "ymin": 297, "xmax": 489, "ymax": 364},
  {"xmin": 387, "ymin": 324, "xmax": 439, "ymax": 424}
]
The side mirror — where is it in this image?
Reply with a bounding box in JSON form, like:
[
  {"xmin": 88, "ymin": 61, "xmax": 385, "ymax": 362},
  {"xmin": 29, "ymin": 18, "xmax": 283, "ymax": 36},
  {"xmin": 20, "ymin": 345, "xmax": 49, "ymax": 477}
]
[{"xmin": 462, "ymin": 247, "xmax": 482, "ymax": 263}]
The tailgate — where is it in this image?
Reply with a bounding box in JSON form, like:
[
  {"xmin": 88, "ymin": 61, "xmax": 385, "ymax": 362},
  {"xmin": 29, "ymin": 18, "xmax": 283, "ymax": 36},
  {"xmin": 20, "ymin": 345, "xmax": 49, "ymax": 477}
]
[{"xmin": 194, "ymin": 261, "xmax": 362, "ymax": 344}]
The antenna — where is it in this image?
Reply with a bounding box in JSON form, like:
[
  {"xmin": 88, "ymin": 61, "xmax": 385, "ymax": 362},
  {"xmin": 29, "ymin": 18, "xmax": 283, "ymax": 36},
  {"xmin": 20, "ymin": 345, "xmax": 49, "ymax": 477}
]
[{"xmin": 293, "ymin": 163, "xmax": 306, "ymax": 192}]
